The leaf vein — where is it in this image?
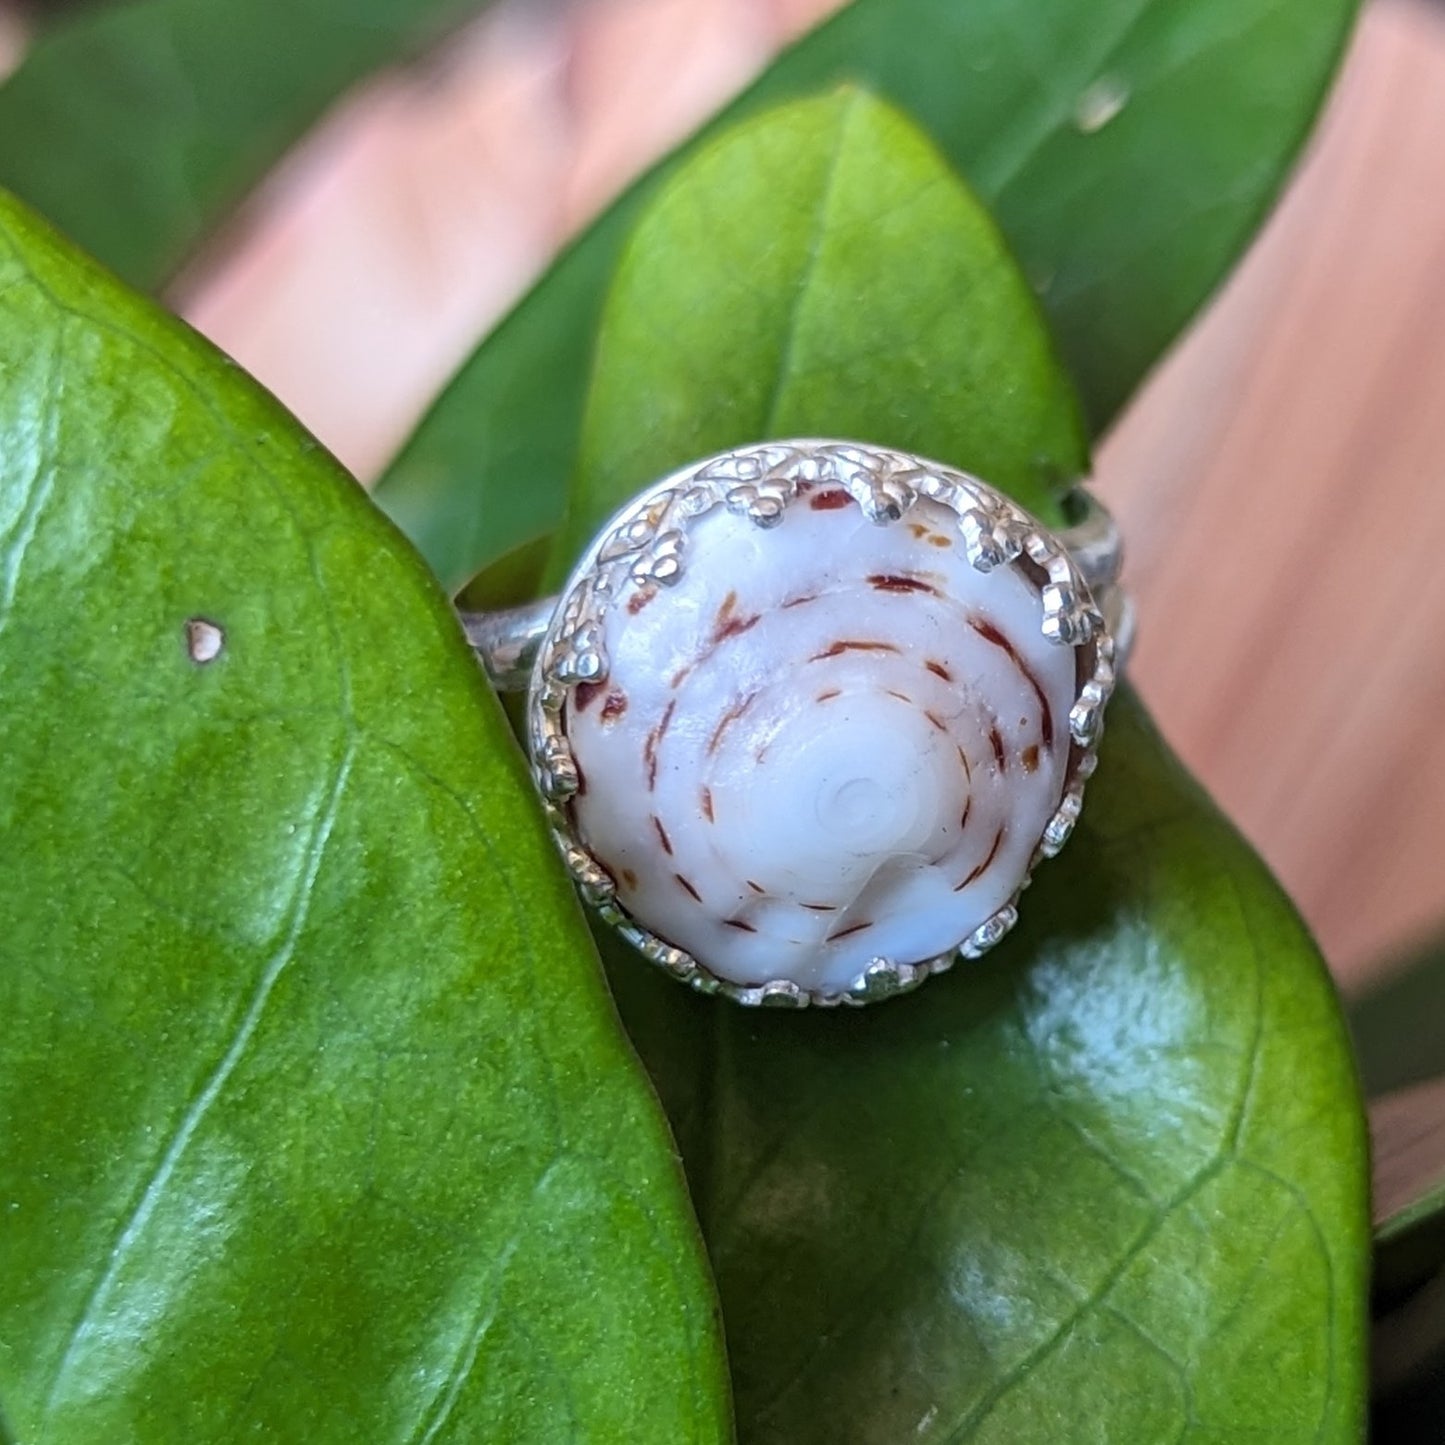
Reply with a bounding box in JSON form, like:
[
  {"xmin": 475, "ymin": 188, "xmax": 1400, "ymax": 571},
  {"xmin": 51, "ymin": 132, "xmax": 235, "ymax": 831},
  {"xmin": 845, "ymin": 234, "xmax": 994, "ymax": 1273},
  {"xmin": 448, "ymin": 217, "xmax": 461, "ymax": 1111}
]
[
  {"xmin": 938, "ymin": 1154, "xmax": 1226, "ymax": 1443},
  {"xmin": 42, "ymin": 738, "xmax": 356, "ymax": 1416},
  {"xmin": 410, "ymin": 1155, "xmax": 567, "ymax": 1445},
  {"xmin": 759, "ymin": 90, "xmax": 861, "ymax": 437}
]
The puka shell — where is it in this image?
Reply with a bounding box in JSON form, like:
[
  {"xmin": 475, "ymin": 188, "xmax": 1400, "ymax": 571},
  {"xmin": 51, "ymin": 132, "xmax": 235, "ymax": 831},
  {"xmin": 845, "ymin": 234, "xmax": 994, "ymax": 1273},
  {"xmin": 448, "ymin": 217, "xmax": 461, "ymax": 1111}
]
[{"xmin": 562, "ymin": 488, "xmax": 1079, "ymax": 997}]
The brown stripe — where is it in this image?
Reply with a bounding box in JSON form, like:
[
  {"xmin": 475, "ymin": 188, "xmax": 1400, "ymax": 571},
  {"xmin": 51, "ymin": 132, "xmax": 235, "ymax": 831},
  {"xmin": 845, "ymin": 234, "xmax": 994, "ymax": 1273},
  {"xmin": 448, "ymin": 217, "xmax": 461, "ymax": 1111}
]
[
  {"xmin": 746, "ymin": 880, "xmax": 766, "ymax": 895},
  {"xmin": 955, "ymin": 827, "xmax": 1006, "ymax": 891},
  {"xmin": 620, "ymin": 867, "xmax": 638, "ymax": 889},
  {"xmin": 827, "ymin": 919, "xmax": 874, "ymax": 942},
  {"xmin": 960, "ymin": 796, "xmax": 972, "ymax": 831},
  {"xmin": 573, "ymin": 679, "xmax": 605, "ymax": 713},
  {"xmin": 700, "ymin": 787, "xmax": 715, "ymax": 822},
  {"xmin": 969, "ymin": 615, "xmax": 1054, "ymax": 747},
  {"xmin": 708, "ymin": 692, "xmax": 757, "ymax": 755},
  {"xmin": 926, "ymin": 660, "xmax": 953, "ymax": 683},
  {"xmin": 925, "ymin": 709, "xmax": 949, "ymax": 733},
  {"xmin": 989, "ymin": 724, "xmax": 1007, "ymax": 771},
  {"xmin": 717, "ymin": 612, "xmax": 761, "ymax": 642},
  {"xmin": 969, "ymin": 617, "xmax": 1014, "ymax": 653},
  {"xmin": 723, "ymin": 918, "xmax": 758, "ymax": 933},
  {"xmin": 956, "ymin": 744, "xmax": 972, "ymax": 781},
  {"xmin": 867, "ymin": 573, "xmax": 939, "ymax": 596},
  {"xmin": 627, "ymin": 587, "xmax": 657, "ymax": 615},
  {"xmin": 816, "ymin": 688, "xmax": 842, "ymax": 703},
  {"xmin": 802, "ymin": 902, "xmax": 838, "ymax": 912},
  {"xmin": 712, "ymin": 589, "xmax": 762, "ymax": 644},
  {"xmin": 644, "ymin": 700, "xmax": 678, "ymax": 788},
  {"xmin": 886, "ymin": 689, "xmax": 912, "ymax": 704},
  {"xmin": 812, "ymin": 639, "xmax": 902, "ymax": 661},
  {"xmin": 675, "ymin": 873, "xmax": 702, "ymax": 903},
  {"xmin": 909, "ymin": 521, "xmax": 953, "ymax": 548},
  {"xmin": 1031, "ymin": 675, "xmax": 1055, "ymax": 748},
  {"xmin": 652, "ymin": 815, "xmax": 673, "ymax": 856},
  {"xmin": 783, "ymin": 593, "xmax": 819, "ymax": 609}
]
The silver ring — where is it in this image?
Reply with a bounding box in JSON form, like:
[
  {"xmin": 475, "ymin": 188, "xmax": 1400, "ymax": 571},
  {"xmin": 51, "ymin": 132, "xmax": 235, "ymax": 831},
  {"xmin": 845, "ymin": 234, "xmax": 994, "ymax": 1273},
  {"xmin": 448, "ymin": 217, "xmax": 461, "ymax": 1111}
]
[{"xmin": 463, "ymin": 439, "xmax": 1127, "ymax": 1007}]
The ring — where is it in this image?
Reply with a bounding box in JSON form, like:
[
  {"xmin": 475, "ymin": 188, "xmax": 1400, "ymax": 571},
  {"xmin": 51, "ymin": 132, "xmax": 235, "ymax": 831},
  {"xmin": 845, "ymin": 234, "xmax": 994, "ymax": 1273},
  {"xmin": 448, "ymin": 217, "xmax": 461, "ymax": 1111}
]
[{"xmin": 462, "ymin": 440, "xmax": 1127, "ymax": 1007}]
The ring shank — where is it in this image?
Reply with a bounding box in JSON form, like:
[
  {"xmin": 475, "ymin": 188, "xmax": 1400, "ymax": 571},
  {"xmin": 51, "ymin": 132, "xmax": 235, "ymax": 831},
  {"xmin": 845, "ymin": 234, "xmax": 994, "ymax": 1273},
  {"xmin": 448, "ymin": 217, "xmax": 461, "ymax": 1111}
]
[
  {"xmin": 461, "ymin": 600, "xmax": 554, "ymax": 693},
  {"xmin": 461, "ymin": 488, "xmax": 1128, "ymax": 692}
]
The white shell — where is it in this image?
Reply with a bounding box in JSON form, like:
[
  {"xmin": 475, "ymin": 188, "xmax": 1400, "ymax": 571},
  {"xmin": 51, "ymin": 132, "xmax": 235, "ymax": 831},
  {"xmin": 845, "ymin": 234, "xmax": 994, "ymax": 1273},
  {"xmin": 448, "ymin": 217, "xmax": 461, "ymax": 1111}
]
[{"xmin": 528, "ymin": 442, "xmax": 1115, "ymax": 1006}]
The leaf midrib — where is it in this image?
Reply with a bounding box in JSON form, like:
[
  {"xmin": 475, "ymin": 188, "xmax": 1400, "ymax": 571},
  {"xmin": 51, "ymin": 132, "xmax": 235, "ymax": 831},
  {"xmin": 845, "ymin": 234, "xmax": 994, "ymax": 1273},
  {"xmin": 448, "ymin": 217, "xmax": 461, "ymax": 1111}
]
[{"xmin": 758, "ymin": 90, "xmax": 863, "ymax": 438}]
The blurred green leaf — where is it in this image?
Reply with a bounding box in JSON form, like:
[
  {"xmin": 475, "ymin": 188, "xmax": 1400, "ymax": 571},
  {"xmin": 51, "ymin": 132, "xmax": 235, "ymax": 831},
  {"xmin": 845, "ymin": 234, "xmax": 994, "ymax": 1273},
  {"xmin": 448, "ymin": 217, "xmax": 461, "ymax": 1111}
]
[
  {"xmin": 376, "ymin": 0, "xmax": 1358, "ymax": 594},
  {"xmin": 573, "ymin": 92, "xmax": 1369, "ymax": 1443},
  {"xmin": 0, "ymin": 190, "xmax": 731, "ymax": 1442},
  {"xmin": 0, "ymin": 0, "xmax": 485, "ymax": 291},
  {"xmin": 1369, "ymin": 1079, "xmax": 1445, "ymax": 1434},
  {"xmin": 455, "ymin": 531, "xmax": 553, "ymax": 614},
  {"xmin": 1350, "ymin": 938, "xmax": 1445, "ymax": 1097},
  {"xmin": 1374, "ymin": 1077, "xmax": 1445, "ymax": 1249}
]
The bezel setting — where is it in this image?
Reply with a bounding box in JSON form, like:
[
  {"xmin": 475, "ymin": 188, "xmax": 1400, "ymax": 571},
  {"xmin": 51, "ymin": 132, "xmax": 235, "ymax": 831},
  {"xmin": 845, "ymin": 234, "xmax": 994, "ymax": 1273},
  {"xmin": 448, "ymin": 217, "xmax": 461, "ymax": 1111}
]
[{"xmin": 525, "ymin": 440, "xmax": 1118, "ymax": 1007}]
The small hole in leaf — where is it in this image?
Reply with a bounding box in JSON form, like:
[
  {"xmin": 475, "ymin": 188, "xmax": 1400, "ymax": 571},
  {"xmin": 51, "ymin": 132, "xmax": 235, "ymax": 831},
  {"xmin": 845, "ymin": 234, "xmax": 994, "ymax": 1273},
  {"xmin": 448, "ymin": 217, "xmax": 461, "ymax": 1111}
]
[{"xmin": 186, "ymin": 618, "xmax": 225, "ymax": 664}]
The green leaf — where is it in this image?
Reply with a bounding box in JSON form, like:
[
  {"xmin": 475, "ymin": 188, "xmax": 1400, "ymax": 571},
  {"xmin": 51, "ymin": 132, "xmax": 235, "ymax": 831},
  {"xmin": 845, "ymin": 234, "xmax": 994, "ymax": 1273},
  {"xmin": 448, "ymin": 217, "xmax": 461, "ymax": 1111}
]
[
  {"xmin": 0, "ymin": 190, "xmax": 731, "ymax": 1441},
  {"xmin": 376, "ymin": 0, "xmax": 1358, "ymax": 594},
  {"xmin": 0, "ymin": 0, "xmax": 485, "ymax": 291},
  {"xmin": 550, "ymin": 87, "xmax": 1085, "ymax": 580},
  {"xmin": 570, "ymin": 92, "xmax": 1369, "ymax": 1441},
  {"xmin": 615, "ymin": 694, "xmax": 1369, "ymax": 1442},
  {"xmin": 455, "ymin": 532, "xmax": 554, "ymax": 614},
  {"xmin": 1349, "ymin": 937, "xmax": 1445, "ymax": 1097}
]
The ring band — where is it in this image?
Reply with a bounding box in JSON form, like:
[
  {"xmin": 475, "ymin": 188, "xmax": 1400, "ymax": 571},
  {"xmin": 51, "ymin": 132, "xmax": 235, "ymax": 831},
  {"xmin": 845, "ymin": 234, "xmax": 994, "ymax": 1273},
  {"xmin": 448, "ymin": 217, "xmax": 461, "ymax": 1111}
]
[{"xmin": 463, "ymin": 439, "xmax": 1127, "ymax": 1007}]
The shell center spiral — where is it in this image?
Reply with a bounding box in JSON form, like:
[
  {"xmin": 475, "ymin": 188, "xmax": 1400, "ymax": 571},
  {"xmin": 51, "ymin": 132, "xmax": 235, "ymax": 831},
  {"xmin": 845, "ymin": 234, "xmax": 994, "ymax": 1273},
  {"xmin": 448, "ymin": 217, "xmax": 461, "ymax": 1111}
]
[{"xmin": 803, "ymin": 717, "xmax": 940, "ymax": 857}]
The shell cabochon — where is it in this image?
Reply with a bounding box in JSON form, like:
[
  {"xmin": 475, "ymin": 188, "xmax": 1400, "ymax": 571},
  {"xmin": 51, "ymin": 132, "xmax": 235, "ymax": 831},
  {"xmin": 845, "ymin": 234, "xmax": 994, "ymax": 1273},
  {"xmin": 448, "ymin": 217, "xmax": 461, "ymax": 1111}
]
[{"xmin": 548, "ymin": 456, "xmax": 1105, "ymax": 1001}]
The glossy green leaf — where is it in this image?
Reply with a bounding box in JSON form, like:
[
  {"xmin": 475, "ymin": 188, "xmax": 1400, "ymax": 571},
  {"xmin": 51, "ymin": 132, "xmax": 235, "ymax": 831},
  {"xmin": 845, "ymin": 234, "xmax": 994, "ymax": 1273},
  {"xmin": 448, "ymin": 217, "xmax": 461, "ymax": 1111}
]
[
  {"xmin": 0, "ymin": 0, "xmax": 484, "ymax": 291},
  {"xmin": 0, "ymin": 190, "xmax": 730, "ymax": 1441},
  {"xmin": 613, "ymin": 695, "xmax": 1369, "ymax": 1442},
  {"xmin": 376, "ymin": 0, "xmax": 1358, "ymax": 594},
  {"xmin": 550, "ymin": 88, "xmax": 1085, "ymax": 580},
  {"xmin": 567, "ymin": 93, "xmax": 1369, "ymax": 1441}
]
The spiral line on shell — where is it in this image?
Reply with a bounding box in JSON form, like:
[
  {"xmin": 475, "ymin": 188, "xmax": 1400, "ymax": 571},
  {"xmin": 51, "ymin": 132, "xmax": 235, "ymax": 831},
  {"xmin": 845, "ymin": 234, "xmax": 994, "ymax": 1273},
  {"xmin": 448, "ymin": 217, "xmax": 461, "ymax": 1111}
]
[{"xmin": 529, "ymin": 442, "xmax": 1116, "ymax": 1006}]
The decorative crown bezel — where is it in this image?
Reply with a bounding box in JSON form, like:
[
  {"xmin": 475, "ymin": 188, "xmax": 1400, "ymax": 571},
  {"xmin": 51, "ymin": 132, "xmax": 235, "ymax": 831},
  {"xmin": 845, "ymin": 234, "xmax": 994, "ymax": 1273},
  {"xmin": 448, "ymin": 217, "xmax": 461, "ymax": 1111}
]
[{"xmin": 526, "ymin": 439, "xmax": 1118, "ymax": 1007}]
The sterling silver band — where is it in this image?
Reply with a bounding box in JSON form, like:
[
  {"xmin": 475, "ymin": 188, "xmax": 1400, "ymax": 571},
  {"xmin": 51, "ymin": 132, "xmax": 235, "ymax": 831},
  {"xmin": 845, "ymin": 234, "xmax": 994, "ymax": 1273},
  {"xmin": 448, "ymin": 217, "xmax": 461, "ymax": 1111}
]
[
  {"xmin": 461, "ymin": 487, "xmax": 1129, "ymax": 691},
  {"xmin": 461, "ymin": 598, "xmax": 561, "ymax": 694}
]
